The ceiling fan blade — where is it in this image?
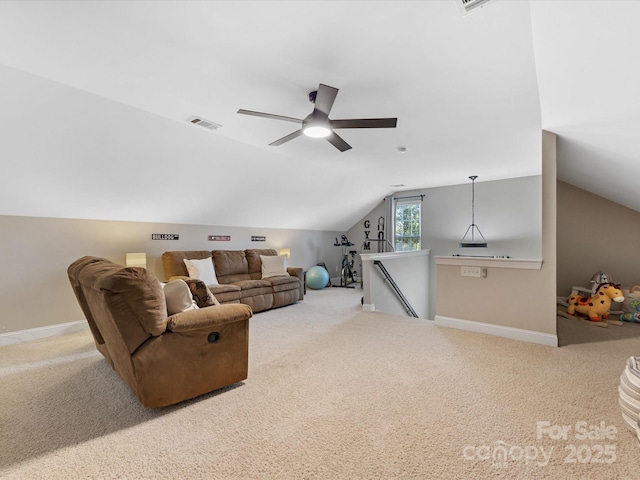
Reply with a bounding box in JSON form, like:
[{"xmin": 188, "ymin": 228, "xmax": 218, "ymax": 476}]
[
  {"xmin": 237, "ymin": 109, "xmax": 303, "ymax": 124},
  {"xmin": 330, "ymin": 118, "xmax": 398, "ymax": 129},
  {"xmin": 326, "ymin": 131, "xmax": 352, "ymax": 152},
  {"xmin": 313, "ymin": 84, "xmax": 339, "ymax": 116},
  {"xmin": 269, "ymin": 129, "xmax": 303, "ymax": 146}
]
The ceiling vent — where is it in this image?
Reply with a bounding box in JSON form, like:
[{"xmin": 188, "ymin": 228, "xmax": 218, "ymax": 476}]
[
  {"xmin": 189, "ymin": 117, "xmax": 222, "ymax": 131},
  {"xmin": 455, "ymin": 0, "xmax": 494, "ymax": 15}
]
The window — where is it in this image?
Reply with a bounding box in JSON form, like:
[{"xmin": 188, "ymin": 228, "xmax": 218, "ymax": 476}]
[{"xmin": 394, "ymin": 200, "xmax": 421, "ymax": 251}]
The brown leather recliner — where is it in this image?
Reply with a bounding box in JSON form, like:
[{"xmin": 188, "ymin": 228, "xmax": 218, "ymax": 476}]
[{"xmin": 67, "ymin": 256, "xmax": 252, "ymax": 408}]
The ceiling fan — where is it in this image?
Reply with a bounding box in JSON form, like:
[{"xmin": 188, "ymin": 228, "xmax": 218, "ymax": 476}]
[{"xmin": 237, "ymin": 83, "xmax": 397, "ymax": 152}]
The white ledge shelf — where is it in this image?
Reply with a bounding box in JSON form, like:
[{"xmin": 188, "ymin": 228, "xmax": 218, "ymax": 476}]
[
  {"xmin": 435, "ymin": 256, "xmax": 542, "ymax": 270},
  {"xmin": 361, "ymin": 249, "xmax": 430, "ymax": 261}
]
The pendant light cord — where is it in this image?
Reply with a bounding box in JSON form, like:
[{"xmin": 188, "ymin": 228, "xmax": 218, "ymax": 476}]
[
  {"xmin": 459, "ymin": 175, "xmax": 487, "ymax": 248},
  {"xmin": 469, "ymin": 175, "xmax": 477, "ymax": 240}
]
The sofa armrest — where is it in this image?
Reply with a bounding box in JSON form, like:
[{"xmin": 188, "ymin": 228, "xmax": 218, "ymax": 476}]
[
  {"xmin": 167, "ymin": 304, "xmax": 252, "ymax": 333},
  {"xmin": 287, "ymin": 266, "xmax": 305, "ymax": 300},
  {"xmin": 287, "ymin": 267, "xmax": 303, "ymax": 283}
]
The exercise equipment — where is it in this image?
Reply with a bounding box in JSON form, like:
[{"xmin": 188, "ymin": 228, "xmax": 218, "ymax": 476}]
[
  {"xmin": 306, "ymin": 265, "xmax": 330, "ymax": 290},
  {"xmin": 333, "ymin": 235, "xmax": 357, "ymax": 288}
]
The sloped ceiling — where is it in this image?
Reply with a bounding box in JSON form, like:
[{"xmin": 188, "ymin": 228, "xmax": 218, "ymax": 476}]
[
  {"xmin": 531, "ymin": 1, "xmax": 640, "ymax": 213},
  {"xmin": 0, "ymin": 0, "xmax": 637, "ymax": 231}
]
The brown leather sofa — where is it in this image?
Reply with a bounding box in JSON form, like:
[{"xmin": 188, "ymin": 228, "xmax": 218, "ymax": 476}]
[
  {"xmin": 68, "ymin": 256, "xmax": 252, "ymax": 408},
  {"xmin": 161, "ymin": 249, "xmax": 304, "ymax": 313}
]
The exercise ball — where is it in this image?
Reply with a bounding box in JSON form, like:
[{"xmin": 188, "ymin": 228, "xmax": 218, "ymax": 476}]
[{"xmin": 306, "ymin": 266, "xmax": 329, "ymax": 290}]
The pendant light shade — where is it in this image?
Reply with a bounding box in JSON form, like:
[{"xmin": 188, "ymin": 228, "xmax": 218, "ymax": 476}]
[{"xmin": 459, "ymin": 175, "xmax": 488, "ymax": 248}]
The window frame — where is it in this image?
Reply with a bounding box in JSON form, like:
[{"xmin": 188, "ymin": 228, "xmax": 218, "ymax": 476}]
[{"xmin": 393, "ymin": 198, "xmax": 422, "ymax": 252}]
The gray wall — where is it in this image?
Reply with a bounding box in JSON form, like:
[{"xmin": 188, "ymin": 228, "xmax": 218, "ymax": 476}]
[
  {"xmin": 0, "ymin": 214, "xmax": 341, "ymax": 334},
  {"xmin": 557, "ymin": 181, "xmax": 640, "ymax": 295}
]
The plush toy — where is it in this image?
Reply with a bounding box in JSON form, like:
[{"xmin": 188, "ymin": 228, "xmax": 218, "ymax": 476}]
[
  {"xmin": 589, "ymin": 271, "xmax": 612, "ymax": 296},
  {"xmin": 567, "ymin": 282, "xmax": 625, "ymax": 322},
  {"xmin": 621, "ymin": 299, "xmax": 640, "ymax": 323}
]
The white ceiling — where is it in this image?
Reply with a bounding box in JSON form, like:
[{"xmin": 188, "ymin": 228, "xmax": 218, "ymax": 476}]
[{"xmin": 0, "ymin": 0, "xmax": 638, "ymax": 231}]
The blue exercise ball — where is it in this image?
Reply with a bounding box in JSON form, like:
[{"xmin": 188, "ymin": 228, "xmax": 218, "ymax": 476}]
[{"xmin": 306, "ymin": 266, "xmax": 329, "ymax": 290}]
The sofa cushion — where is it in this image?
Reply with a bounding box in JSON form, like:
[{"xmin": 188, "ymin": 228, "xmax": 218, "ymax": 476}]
[
  {"xmin": 184, "ymin": 258, "xmax": 219, "ymax": 286},
  {"xmin": 233, "ymin": 279, "xmax": 273, "ymax": 299},
  {"xmin": 208, "ymin": 283, "xmax": 242, "ymax": 303},
  {"xmin": 213, "ymin": 250, "xmax": 251, "ymax": 284},
  {"xmin": 261, "ymin": 254, "xmax": 289, "ymax": 279},
  {"xmin": 246, "ymin": 249, "xmax": 278, "ymax": 278},
  {"xmin": 268, "ymin": 275, "xmax": 303, "ymax": 293},
  {"xmin": 163, "ymin": 280, "xmax": 199, "ymax": 315},
  {"xmin": 161, "ymin": 250, "xmax": 211, "ymax": 279}
]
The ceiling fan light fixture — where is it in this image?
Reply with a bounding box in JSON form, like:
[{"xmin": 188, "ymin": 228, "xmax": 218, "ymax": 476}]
[{"xmin": 303, "ymin": 125, "xmax": 331, "ymax": 138}]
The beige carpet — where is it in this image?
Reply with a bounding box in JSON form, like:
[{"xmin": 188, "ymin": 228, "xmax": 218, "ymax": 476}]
[{"xmin": 2, "ymin": 288, "xmax": 640, "ymax": 479}]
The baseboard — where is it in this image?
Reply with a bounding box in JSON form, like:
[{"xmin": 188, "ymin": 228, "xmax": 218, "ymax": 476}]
[
  {"xmin": 362, "ymin": 303, "xmax": 375, "ymax": 312},
  {"xmin": 0, "ymin": 321, "xmax": 88, "ymax": 346},
  {"xmin": 434, "ymin": 315, "xmax": 558, "ymax": 347}
]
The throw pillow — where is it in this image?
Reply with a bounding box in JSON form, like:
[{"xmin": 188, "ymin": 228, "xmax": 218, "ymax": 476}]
[
  {"xmin": 261, "ymin": 254, "xmax": 289, "ymax": 279},
  {"xmin": 163, "ymin": 280, "xmax": 199, "ymax": 315},
  {"xmin": 183, "ymin": 278, "xmax": 220, "ymax": 308},
  {"xmin": 184, "ymin": 258, "xmax": 219, "ymax": 286}
]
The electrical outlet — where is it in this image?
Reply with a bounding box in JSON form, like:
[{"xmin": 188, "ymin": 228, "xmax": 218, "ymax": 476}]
[
  {"xmin": 461, "ymin": 266, "xmax": 482, "ymax": 278},
  {"xmin": 335, "ymin": 266, "xmax": 339, "ymax": 272}
]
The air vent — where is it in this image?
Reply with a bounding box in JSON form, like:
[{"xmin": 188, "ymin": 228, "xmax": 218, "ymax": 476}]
[
  {"xmin": 189, "ymin": 117, "xmax": 222, "ymax": 131},
  {"xmin": 456, "ymin": 0, "xmax": 493, "ymax": 15}
]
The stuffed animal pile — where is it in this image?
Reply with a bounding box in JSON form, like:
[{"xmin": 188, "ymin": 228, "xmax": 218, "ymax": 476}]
[
  {"xmin": 619, "ymin": 285, "xmax": 640, "ymax": 323},
  {"xmin": 558, "ymin": 273, "xmax": 640, "ymax": 328},
  {"xmin": 620, "ymin": 301, "xmax": 640, "ymax": 323}
]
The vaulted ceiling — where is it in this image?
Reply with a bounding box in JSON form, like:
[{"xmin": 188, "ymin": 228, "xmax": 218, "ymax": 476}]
[{"xmin": 0, "ymin": 1, "xmax": 638, "ymax": 231}]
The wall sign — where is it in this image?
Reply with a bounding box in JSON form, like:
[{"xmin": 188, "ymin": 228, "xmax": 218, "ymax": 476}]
[
  {"xmin": 208, "ymin": 235, "xmax": 231, "ymax": 241},
  {"xmin": 363, "ymin": 220, "xmax": 371, "ymax": 251},
  {"xmin": 251, "ymin": 236, "xmax": 266, "ymax": 242},
  {"xmin": 152, "ymin": 233, "xmax": 179, "ymax": 240}
]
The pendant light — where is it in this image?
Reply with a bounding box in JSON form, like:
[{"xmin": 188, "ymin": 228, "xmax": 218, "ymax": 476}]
[{"xmin": 459, "ymin": 175, "xmax": 488, "ymax": 248}]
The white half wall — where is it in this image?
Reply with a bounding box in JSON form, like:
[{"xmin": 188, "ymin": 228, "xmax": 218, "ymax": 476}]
[{"xmin": 361, "ymin": 250, "xmax": 430, "ymax": 319}]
